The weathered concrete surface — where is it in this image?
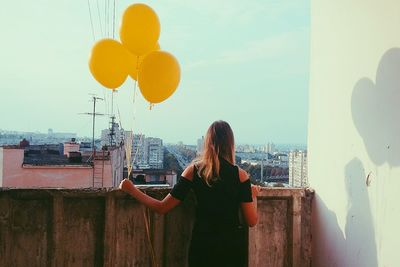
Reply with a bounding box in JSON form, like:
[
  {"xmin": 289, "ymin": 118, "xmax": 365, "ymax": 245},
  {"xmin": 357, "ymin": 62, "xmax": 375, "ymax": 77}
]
[
  {"xmin": 0, "ymin": 187, "xmax": 313, "ymax": 267},
  {"xmin": 249, "ymin": 188, "xmax": 314, "ymax": 267}
]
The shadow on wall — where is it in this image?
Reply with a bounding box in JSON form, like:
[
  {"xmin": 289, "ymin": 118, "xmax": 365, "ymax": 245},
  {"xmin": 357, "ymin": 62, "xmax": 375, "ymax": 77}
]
[
  {"xmin": 346, "ymin": 48, "xmax": 398, "ymax": 266},
  {"xmin": 312, "ymin": 159, "xmax": 378, "ymax": 267},
  {"xmin": 344, "ymin": 158, "xmax": 377, "ymax": 267},
  {"xmin": 312, "ymin": 194, "xmax": 346, "ymax": 267},
  {"xmin": 351, "ymin": 47, "xmax": 400, "ymax": 166}
]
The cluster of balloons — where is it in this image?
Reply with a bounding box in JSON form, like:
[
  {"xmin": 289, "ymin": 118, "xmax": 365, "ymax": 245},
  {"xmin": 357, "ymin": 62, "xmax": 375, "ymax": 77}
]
[{"xmin": 89, "ymin": 4, "xmax": 181, "ymax": 104}]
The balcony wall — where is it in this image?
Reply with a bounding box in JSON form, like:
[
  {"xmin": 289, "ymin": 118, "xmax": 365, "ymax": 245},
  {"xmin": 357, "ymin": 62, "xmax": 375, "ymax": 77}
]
[{"xmin": 0, "ymin": 187, "xmax": 313, "ymax": 267}]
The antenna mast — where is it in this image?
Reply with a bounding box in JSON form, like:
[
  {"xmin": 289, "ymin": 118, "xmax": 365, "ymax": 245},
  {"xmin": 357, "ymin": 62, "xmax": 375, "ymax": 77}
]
[
  {"xmin": 109, "ymin": 90, "xmax": 118, "ymax": 147},
  {"xmin": 90, "ymin": 96, "xmax": 104, "ymax": 158},
  {"xmin": 79, "ymin": 95, "xmax": 105, "ymax": 158}
]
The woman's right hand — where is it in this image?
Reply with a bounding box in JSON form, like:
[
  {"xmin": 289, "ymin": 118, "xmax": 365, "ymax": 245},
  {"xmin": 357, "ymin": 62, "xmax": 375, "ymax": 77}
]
[{"xmin": 119, "ymin": 179, "xmax": 135, "ymax": 194}]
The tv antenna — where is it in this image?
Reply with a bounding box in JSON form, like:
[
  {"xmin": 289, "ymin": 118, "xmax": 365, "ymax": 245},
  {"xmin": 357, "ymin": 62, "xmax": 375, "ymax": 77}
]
[{"xmin": 79, "ymin": 95, "xmax": 105, "ymax": 159}]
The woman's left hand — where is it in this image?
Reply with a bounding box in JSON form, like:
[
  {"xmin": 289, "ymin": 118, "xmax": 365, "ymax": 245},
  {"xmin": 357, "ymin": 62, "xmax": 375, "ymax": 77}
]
[{"xmin": 251, "ymin": 184, "xmax": 261, "ymax": 199}]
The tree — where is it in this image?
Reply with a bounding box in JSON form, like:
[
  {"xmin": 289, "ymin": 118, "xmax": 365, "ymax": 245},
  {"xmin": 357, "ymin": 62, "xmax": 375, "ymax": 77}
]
[{"xmin": 163, "ymin": 149, "xmax": 183, "ymax": 175}]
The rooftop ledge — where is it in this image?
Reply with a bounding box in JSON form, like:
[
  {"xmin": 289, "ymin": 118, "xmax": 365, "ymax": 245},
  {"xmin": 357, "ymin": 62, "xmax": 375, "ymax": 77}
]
[
  {"xmin": 21, "ymin": 164, "xmax": 93, "ymax": 169},
  {"xmin": 0, "ymin": 187, "xmax": 314, "ymax": 267}
]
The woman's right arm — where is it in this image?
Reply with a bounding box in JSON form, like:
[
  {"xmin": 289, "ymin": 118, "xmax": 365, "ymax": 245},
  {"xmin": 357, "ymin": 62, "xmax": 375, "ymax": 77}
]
[
  {"xmin": 119, "ymin": 165, "xmax": 194, "ymax": 215},
  {"xmin": 119, "ymin": 179, "xmax": 181, "ymax": 214},
  {"xmin": 239, "ymin": 168, "xmax": 259, "ymax": 227}
]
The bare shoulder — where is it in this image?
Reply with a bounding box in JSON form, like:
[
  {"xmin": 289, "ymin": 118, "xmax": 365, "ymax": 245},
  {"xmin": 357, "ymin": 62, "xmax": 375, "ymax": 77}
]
[
  {"xmin": 237, "ymin": 167, "xmax": 249, "ymax": 183},
  {"xmin": 181, "ymin": 164, "xmax": 195, "ymax": 181}
]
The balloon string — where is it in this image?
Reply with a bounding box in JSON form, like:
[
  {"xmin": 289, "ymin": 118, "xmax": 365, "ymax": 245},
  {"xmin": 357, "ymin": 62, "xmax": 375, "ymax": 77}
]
[
  {"xmin": 128, "ymin": 59, "xmax": 146, "ymax": 176},
  {"xmin": 86, "ymin": 0, "xmax": 96, "ymax": 41},
  {"xmin": 112, "ymin": 0, "xmax": 116, "ymax": 39},
  {"xmin": 125, "ymin": 81, "xmax": 136, "ymax": 180},
  {"xmin": 135, "ymin": 55, "xmax": 140, "ymax": 80},
  {"xmin": 132, "ymin": 79, "xmax": 137, "ymax": 136},
  {"xmin": 129, "ymin": 79, "xmax": 141, "ymax": 176},
  {"xmin": 132, "ymin": 55, "xmax": 140, "ymax": 123},
  {"xmin": 133, "ymin": 80, "xmax": 137, "ymax": 108},
  {"xmin": 96, "ymin": 0, "xmax": 103, "ymax": 37},
  {"xmin": 142, "ymin": 205, "xmax": 158, "ymax": 267},
  {"xmin": 104, "ymin": 0, "xmax": 107, "ymax": 37},
  {"xmin": 111, "ymin": 89, "xmax": 115, "ymax": 116}
]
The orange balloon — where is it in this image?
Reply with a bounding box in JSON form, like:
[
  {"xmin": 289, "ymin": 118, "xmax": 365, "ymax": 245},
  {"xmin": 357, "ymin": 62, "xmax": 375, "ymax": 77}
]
[
  {"xmin": 120, "ymin": 4, "xmax": 160, "ymax": 56},
  {"xmin": 138, "ymin": 51, "xmax": 181, "ymax": 104},
  {"xmin": 89, "ymin": 39, "xmax": 130, "ymax": 89}
]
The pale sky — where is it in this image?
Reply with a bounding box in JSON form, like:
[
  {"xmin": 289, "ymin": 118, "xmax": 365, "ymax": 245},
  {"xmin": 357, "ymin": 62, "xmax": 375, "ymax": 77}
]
[{"xmin": 0, "ymin": 0, "xmax": 310, "ymax": 145}]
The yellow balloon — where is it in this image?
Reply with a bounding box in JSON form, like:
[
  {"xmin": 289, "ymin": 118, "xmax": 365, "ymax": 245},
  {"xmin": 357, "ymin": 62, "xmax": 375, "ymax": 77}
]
[
  {"xmin": 120, "ymin": 4, "xmax": 160, "ymax": 56},
  {"xmin": 127, "ymin": 43, "xmax": 161, "ymax": 81},
  {"xmin": 89, "ymin": 39, "xmax": 130, "ymax": 89},
  {"xmin": 138, "ymin": 51, "xmax": 181, "ymax": 104}
]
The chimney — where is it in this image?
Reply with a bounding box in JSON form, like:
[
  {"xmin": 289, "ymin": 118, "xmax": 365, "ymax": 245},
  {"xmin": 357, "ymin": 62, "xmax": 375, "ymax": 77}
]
[
  {"xmin": 19, "ymin": 138, "xmax": 30, "ymax": 148},
  {"xmin": 64, "ymin": 139, "xmax": 80, "ymax": 156}
]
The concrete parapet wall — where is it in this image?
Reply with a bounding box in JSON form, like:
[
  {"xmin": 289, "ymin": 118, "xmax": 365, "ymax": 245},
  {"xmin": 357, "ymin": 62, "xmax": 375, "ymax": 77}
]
[{"xmin": 0, "ymin": 187, "xmax": 313, "ymax": 267}]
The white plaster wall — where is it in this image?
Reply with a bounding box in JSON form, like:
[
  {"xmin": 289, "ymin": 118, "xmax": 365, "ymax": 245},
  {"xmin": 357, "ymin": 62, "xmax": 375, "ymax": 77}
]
[{"xmin": 309, "ymin": 1, "xmax": 400, "ymax": 266}]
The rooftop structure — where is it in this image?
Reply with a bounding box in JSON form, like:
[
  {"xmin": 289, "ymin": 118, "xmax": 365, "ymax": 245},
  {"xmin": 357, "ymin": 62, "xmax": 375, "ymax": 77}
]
[
  {"xmin": 0, "ymin": 141, "xmax": 124, "ymax": 188},
  {"xmin": 128, "ymin": 169, "xmax": 177, "ymax": 186}
]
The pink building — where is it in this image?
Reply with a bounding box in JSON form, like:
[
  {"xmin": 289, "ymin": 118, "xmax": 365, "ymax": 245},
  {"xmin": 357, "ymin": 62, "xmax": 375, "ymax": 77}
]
[{"xmin": 0, "ymin": 142, "xmax": 124, "ymax": 188}]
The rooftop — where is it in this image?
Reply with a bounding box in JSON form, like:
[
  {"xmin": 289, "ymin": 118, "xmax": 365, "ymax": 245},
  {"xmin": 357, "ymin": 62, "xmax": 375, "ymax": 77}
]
[{"xmin": 23, "ymin": 147, "xmax": 92, "ymax": 166}]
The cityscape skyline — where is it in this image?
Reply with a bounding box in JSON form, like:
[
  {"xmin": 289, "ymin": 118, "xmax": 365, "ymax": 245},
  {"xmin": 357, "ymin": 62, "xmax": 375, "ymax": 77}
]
[{"xmin": 0, "ymin": 127, "xmax": 307, "ymax": 147}]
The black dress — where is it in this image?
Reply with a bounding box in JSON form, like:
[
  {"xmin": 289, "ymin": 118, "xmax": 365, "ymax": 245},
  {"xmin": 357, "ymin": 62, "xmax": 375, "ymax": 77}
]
[{"xmin": 170, "ymin": 158, "xmax": 253, "ymax": 267}]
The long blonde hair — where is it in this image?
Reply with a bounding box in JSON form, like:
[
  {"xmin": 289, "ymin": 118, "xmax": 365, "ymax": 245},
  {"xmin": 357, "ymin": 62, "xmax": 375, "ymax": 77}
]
[{"xmin": 194, "ymin": 120, "xmax": 235, "ymax": 186}]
